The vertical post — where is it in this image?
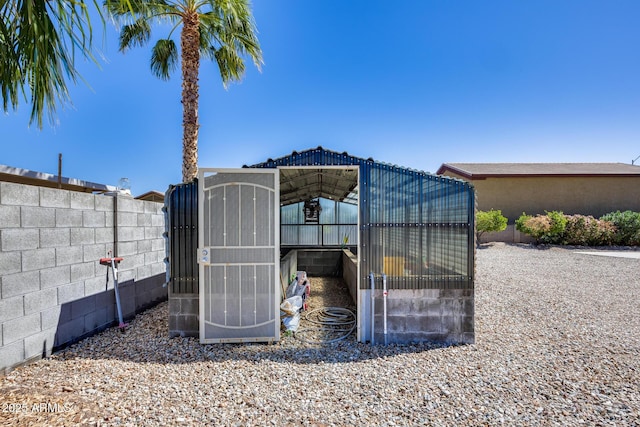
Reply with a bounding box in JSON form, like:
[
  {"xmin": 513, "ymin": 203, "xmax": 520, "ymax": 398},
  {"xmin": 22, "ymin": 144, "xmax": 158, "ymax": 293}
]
[
  {"xmin": 57, "ymin": 153, "xmax": 62, "ymax": 189},
  {"xmin": 369, "ymin": 272, "xmax": 375, "ymax": 345},
  {"xmin": 383, "ymin": 273, "xmax": 388, "ymax": 346}
]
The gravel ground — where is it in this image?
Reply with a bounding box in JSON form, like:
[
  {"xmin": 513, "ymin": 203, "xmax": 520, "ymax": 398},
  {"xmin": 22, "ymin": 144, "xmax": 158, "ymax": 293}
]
[{"xmin": 1, "ymin": 243, "xmax": 639, "ymax": 426}]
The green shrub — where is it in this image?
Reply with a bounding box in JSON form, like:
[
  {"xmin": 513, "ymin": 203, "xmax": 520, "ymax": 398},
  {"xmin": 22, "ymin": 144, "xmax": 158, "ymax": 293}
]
[
  {"xmin": 600, "ymin": 210, "xmax": 640, "ymax": 245},
  {"xmin": 476, "ymin": 209, "xmax": 508, "ymax": 243},
  {"xmin": 515, "ymin": 211, "xmax": 567, "ymax": 244},
  {"xmin": 564, "ymin": 215, "xmax": 616, "ymax": 246}
]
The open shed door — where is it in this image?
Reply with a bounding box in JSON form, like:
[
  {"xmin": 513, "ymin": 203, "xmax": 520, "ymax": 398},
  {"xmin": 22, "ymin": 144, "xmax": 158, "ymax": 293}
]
[{"xmin": 198, "ymin": 169, "xmax": 280, "ymax": 343}]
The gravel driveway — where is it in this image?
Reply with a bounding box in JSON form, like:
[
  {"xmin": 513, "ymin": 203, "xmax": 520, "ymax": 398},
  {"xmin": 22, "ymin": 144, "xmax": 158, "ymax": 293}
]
[{"xmin": 1, "ymin": 243, "xmax": 639, "ymax": 426}]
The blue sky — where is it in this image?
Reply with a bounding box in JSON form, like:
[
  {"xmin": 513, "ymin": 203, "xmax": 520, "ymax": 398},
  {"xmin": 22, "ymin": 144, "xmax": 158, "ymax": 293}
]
[{"xmin": 3, "ymin": 0, "xmax": 640, "ymax": 196}]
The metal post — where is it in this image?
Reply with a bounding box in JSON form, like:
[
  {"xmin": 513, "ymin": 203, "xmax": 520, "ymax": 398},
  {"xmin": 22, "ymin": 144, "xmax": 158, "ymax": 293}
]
[
  {"xmin": 369, "ymin": 272, "xmax": 375, "ymax": 345},
  {"xmin": 383, "ymin": 273, "xmax": 388, "ymax": 346}
]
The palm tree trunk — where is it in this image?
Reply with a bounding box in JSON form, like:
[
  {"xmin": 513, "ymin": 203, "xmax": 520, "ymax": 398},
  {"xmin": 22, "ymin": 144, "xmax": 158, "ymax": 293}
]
[{"xmin": 181, "ymin": 10, "xmax": 200, "ymax": 182}]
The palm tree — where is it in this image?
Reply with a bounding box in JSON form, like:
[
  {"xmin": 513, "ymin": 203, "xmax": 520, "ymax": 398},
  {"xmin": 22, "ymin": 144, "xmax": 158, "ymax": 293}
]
[
  {"xmin": 106, "ymin": 0, "xmax": 262, "ymax": 182},
  {"xmin": 1, "ymin": 0, "xmax": 101, "ymax": 128}
]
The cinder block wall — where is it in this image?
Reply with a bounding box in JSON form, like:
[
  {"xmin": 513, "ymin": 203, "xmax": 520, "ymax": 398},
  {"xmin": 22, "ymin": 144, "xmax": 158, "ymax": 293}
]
[
  {"xmin": 372, "ymin": 289, "xmax": 474, "ymax": 345},
  {"xmin": 296, "ymin": 249, "xmax": 342, "ymax": 276},
  {"xmin": 0, "ymin": 182, "xmax": 167, "ymax": 373}
]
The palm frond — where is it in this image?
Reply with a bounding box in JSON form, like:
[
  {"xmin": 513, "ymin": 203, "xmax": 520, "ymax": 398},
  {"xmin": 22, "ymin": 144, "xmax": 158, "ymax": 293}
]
[
  {"xmin": 119, "ymin": 19, "xmax": 151, "ymax": 51},
  {"xmin": 213, "ymin": 44, "xmax": 245, "ymax": 88},
  {"xmin": 150, "ymin": 38, "xmax": 177, "ymax": 80}
]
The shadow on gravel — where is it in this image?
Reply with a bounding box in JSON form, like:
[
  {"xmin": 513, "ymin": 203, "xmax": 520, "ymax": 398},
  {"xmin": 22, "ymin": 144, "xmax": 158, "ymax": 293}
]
[{"xmin": 52, "ymin": 302, "xmax": 469, "ymax": 366}]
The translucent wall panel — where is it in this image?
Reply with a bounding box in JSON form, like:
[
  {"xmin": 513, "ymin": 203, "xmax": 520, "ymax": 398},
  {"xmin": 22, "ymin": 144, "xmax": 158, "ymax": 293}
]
[{"xmin": 280, "ymin": 198, "xmax": 358, "ymax": 246}]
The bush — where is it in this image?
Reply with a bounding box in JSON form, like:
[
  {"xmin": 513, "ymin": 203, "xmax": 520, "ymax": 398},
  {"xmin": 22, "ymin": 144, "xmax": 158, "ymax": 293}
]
[
  {"xmin": 476, "ymin": 209, "xmax": 508, "ymax": 243},
  {"xmin": 600, "ymin": 210, "xmax": 640, "ymax": 245},
  {"xmin": 563, "ymin": 215, "xmax": 616, "ymax": 246},
  {"xmin": 515, "ymin": 211, "xmax": 567, "ymax": 244}
]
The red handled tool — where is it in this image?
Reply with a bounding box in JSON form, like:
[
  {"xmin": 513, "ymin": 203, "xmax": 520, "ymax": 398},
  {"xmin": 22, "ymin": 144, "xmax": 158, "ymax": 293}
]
[{"xmin": 100, "ymin": 252, "xmax": 128, "ymax": 332}]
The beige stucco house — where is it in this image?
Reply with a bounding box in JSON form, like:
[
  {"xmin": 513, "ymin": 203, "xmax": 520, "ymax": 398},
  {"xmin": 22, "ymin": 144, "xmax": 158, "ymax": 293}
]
[{"xmin": 437, "ymin": 163, "xmax": 640, "ymax": 243}]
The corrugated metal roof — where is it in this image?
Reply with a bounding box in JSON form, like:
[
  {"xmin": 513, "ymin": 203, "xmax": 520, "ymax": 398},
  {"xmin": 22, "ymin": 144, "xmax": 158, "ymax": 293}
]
[
  {"xmin": 247, "ymin": 146, "xmax": 452, "ymax": 206},
  {"xmin": 437, "ymin": 162, "xmax": 640, "ymax": 179}
]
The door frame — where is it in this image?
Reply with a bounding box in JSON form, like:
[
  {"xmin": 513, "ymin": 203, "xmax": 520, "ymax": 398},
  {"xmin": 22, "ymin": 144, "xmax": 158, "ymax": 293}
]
[{"xmin": 197, "ymin": 168, "xmax": 280, "ymax": 343}]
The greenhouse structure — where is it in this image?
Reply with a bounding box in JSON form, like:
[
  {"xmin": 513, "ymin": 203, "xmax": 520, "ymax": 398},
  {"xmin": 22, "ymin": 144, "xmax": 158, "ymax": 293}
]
[{"xmin": 165, "ymin": 147, "xmax": 475, "ymax": 345}]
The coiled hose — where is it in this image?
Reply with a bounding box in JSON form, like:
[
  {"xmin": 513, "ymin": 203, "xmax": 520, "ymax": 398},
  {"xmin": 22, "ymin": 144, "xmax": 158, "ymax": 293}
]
[{"xmin": 294, "ymin": 307, "xmax": 356, "ymax": 344}]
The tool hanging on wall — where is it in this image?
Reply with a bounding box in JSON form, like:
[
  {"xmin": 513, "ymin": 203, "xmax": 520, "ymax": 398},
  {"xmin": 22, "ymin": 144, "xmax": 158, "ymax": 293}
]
[{"xmin": 100, "ymin": 251, "xmax": 128, "ymax": 332}]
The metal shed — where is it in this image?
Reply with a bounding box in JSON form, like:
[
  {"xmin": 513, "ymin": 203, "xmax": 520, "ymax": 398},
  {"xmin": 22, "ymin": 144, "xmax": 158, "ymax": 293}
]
[{"xmin": 165, "ymin": 147, "xmax": 475, "ymax": 345}]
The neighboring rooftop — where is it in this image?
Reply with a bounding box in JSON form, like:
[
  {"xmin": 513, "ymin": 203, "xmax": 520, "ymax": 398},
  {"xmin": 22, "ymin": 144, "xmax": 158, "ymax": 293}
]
[
  {"xmin": 0, "ymin": 164, "xmax": 119, "ymax": 193},
  {"xmin": 437, "ymin": 163, "xmax": 640, "ymax": 179}
]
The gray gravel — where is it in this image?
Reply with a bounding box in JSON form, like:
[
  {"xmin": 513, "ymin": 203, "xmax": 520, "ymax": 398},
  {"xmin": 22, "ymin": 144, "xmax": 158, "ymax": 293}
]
[{"xmin": 2, "ymin": 243, "xmax": 640, "ymax": 426}]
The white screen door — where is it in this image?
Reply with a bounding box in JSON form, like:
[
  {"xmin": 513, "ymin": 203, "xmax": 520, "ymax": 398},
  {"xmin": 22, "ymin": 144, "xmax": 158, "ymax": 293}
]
[{"xmin": 198, "ymin": 169, "xmax": 280, "ymax": 343}]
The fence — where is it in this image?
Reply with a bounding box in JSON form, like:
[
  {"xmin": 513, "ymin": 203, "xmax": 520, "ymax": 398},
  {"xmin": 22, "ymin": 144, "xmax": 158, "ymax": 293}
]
[{"xmin": 0, "ymin": 182, "xmax": 167, "ymax": 373}]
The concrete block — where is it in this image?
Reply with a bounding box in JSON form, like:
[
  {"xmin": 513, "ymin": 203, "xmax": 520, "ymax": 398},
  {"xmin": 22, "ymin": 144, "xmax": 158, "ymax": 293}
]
[
  {"xmin": 40, "ymin": 228, "xmax": 70, "ymax": 248},
  {"xmin": 116, "ymin": 212, "xmax": 138, "ymax": 227},
  {"xmin": 144, "ymin": 200, "xmax": 162, "ymax": 214},
  {"xmin": 56, "ymin": 246, "xmax": 83, "ymax": 266},
  {"xmin": 24, "ymin": 288, "xmax": 58, "ymax": 315},
  {"xmin": 58, "ymin": 303, "xmax": 72, "ymax": 324},
  {"xmin": 137, "ymin": 213, "xmax": 153, "ymax": 227},
  {"xmin": 71, "ymin": 295, "xmax": 96, "ymax": 319},
  {"xmin": 22, "ymin": 248, "xmax": 55, "ymax": 272},
  {"xmin": 118, "ymin": 226, "xmax": 144, "ymax": 242},
  {"xmin": 117, "ymin": 241, "xmax": 137, "ymax": 257},
  {"xmin": 0, "ymin": 296, "xmax": 24, "ymax": 323},
  {"xmin": 1, "ymin": 182, "xmax": 39, "ymax": 206},
  {"xmin": 137, "ymin": 264, "xmax": 152, "ymax": 280},
  {"xmin": 56, "ymin": 210, "xmax": 82, "ymax": 227},
  {"xmin": 441, "ymin": 316, "xmax": 463, "ymax": 334},
  {"xmin": 40, "ymin": 265, "xmax": 71, "ymax": 289},
  {"xmin": 55, "ymin": 319, "xmax": 85, "ymax": 347},
  {"xmin": 21, "ymin": 206, "xmax": 55, "ymax": 228},
  {"xmin": 118, "ymin": 269, "xmax": 136, "ymax": 284},
  {"xmin": 95, "ymin": 227, "xmax": 114, "ymax": 244},
  {"xmin": 177, "ymin": 315, "xmax": 199, "ymax": 333},
  {"xmin": 1, "ymin": 228, "xmax": 39, "ymax": 251},
  {"xmin": 117, "ymin": 197, "xmax": 144, "ymax": 214},
  {"xmin": 151, "ymin": 238, "xmax": 165, "ymax": 252},
  {"xmin": 138, "ymin": 239, "xmax": 152, "ymax": 253},
  {"xmin": 84, "ymin": 307, "xmax": 108, "ymax": 331},
  {"xmin": 124, "ymin": 254, "xmax": 145, "ymax": 269},
  {"xmin": 405, "ymin": 315, "xmax": 442, "ymax": 333},
  {"xmin": 95, "ymin": 289, "xmax": 115, "ymax": 308},
  {"xmin": 83, "ymin": 210, "xmax": 105, "ymax": 227},
  {"xmin": 0, "ymin": 340, "xmax": 24, "ymax": 372},
  {"xmin": 144, "ymin": 250, "xmax": 159, "ymax": 265},
  {"xmin": 413, "ymin": 298, "xmax": 442, "ymax": 316},
  {"xmin": 85, "ymin": 276, "xmax": 106, "ymax": 296},
  {"xmin": 0, "ymin": 205, "xmax": 21, "ymax": 228},
  {"xmin": 105, "ymin": 212, "xmax": 114, "ymax": 228},
  {"xmin": 41, "ymin": 306, "xmax": 62, "ymax": 330},
  {"xmin": 71, "ymin": 262, "xmax": 95, "ymax": 282},
  {"xmin": 1, "ymin": 271, "xmax": 40, "ymax": 298},
  {"xmin": 151, "ymin": 262, "xmax": 166, "ymax": 276},
  {"xmin": 151, "ymin": 214, "xmax": 165, "ymax": 227},
  {"xmin": 82, "ymin": 243, "xmax": 107, "ymax": 263},
  {"xmin": 0, "ymin": 252, "xmax": 22, "ymax": 276},
  {"xmin": 40, "ymin": 188, "xmax": 70, "ymax": 208},
  {"xmin": 145, "ymin": 226, "xmax": 163, "ymax": 240},
  {"xmin": 24, "ymin": 327, "xmax": 57, "ymax": 359},
  {"xmin": 70, "ymin": 227, "xmax": 94, "ymax": 245},
  {"xmin": 2, "ymin": 312, "xmax": 40, "ymax": 344},
  {"xmin": 95, "ymin": 195, "xmax": 114, "ymax": 211},
  {"xmin": 70, "ymin": 192, "xmax": 95, "ymax": 210},
  {"xmin": 57, "ymin": 282, "xmax": 84, "ymax": 305}
]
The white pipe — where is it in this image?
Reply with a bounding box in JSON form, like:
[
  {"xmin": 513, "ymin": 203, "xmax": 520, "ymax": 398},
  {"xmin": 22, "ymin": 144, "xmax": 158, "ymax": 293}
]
[
  {"xmin": 369, "ymin": 272, "xmax": 375, "ymax": 345},
  {"xmin": 382, "ymin": 273, "xmax": 388, "ymax": 346}
]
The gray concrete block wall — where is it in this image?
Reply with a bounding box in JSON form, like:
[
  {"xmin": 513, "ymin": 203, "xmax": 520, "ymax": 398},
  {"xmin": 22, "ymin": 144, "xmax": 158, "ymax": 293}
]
[
  {"xmin": 296, "ymin": 249, "xmax": 342, "ymax": 276},
  {"xmin": 0, "ymin": 182, "xmax": 167, "ymax": 374},
  {"xmin": 372, "ymin": 288, "xmax": 474, "ymax": 345}
]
